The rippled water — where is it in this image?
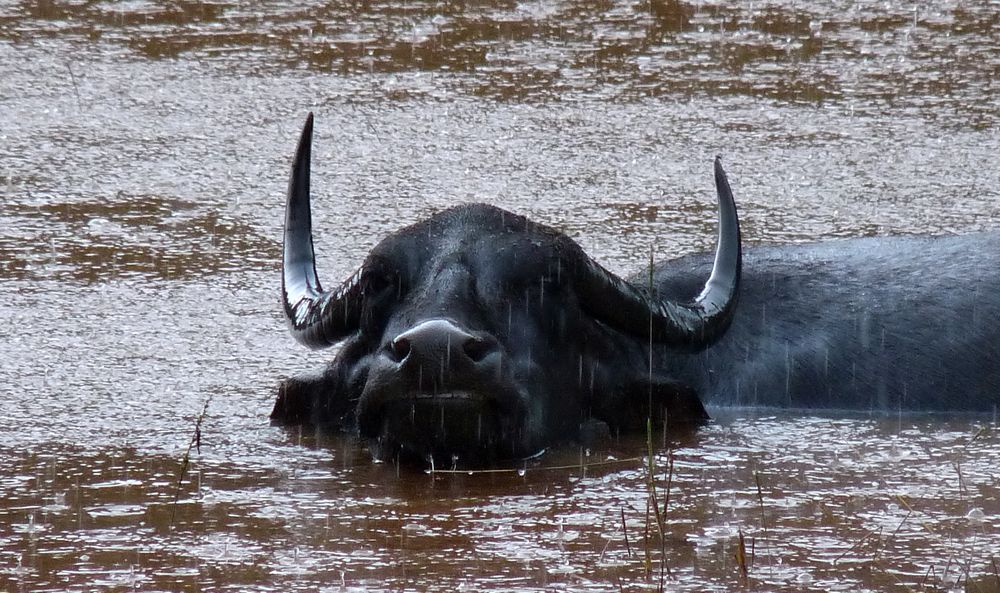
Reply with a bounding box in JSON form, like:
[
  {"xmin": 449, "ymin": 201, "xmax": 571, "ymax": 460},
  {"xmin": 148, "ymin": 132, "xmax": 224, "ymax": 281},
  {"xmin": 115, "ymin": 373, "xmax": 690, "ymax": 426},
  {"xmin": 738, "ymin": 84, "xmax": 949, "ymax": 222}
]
[{"xmin": 1, "ymin": 1, "xmax": 998, "ymax": 591}]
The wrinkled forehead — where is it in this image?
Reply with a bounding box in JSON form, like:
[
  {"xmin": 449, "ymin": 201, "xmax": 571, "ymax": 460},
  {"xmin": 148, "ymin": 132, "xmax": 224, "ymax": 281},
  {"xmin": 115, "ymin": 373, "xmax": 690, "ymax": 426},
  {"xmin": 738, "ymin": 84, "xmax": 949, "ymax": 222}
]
[{"xmin": 366, "ymin": 206, "xmax": 571, "ymax": 284}]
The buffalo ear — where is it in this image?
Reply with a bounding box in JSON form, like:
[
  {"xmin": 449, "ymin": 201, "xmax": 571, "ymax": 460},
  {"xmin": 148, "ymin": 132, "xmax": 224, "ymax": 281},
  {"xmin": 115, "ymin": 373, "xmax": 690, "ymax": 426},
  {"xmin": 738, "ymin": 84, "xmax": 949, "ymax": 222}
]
[
  {"xmin": 619, "ymin": 375, "xmax": 710, "ymax": 430},
  {"xmin": 272, "ymin": 369, "xmax": 359, "ymax": 428},
  {"xmin": 271, "ymin": 373, "xmax": 322, "ymax": 425}
]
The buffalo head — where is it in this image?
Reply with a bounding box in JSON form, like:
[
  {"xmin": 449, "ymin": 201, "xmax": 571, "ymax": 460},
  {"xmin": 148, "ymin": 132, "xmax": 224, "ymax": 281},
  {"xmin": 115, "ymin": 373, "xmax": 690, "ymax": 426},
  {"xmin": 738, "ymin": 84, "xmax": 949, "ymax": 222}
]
[{"xmin": 273, "ymin": 113, "xmax": 741, "ymax": 466}]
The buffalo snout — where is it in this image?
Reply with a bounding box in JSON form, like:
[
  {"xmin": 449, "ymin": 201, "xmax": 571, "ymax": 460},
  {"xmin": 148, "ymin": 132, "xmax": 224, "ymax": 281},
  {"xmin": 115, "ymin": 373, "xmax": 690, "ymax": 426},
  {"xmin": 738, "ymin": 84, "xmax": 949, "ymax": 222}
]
[
  {"xmin": 357, "ymin": 318, "xmax": 529, "ymax": 464},
  {"xmin": 386, "ymin": 319, "xmax": 497, "ymax": 370},
  {"xmin": 364, "ymin": 317, "xmax": 510, "ymax": 402}
]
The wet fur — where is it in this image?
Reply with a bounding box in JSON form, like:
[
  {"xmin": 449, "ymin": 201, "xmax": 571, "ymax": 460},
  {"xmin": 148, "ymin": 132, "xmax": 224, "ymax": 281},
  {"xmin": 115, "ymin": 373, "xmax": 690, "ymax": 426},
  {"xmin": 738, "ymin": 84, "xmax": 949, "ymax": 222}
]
[{"xmin": 654, "ymin": 232, "xmax": 1000, "ymax": 412}]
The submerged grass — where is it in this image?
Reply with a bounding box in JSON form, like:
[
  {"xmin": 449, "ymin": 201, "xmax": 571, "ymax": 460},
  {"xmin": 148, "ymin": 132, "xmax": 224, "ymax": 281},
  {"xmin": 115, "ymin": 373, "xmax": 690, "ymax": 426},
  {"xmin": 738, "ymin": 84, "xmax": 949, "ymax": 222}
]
[
  {"xmin": 638, "ymin": 414, "xmax": 676, "ymax": 591},
  {"xmin": 170, "ymin": 395, "xmax": 212, "ymax": 526},
  {"xmin": 735, "ymin": 528, "xmax": 749, "ymax": 582}
]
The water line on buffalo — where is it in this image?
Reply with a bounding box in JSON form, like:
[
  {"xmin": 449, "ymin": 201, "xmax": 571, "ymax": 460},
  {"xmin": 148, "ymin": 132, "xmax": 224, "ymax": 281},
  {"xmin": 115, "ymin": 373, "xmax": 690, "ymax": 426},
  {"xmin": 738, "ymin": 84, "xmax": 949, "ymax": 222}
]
[{"xmin": 424, "ymin": 455, "xmax": 643, "ymax": 475}]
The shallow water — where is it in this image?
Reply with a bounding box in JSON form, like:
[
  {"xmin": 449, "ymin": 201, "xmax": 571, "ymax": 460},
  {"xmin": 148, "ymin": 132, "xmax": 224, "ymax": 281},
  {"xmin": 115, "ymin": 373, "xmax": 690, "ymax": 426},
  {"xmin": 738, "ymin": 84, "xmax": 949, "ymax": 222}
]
[{"xmin": 1, "ymin": 1, "xmax": 998, "ymax": 591}]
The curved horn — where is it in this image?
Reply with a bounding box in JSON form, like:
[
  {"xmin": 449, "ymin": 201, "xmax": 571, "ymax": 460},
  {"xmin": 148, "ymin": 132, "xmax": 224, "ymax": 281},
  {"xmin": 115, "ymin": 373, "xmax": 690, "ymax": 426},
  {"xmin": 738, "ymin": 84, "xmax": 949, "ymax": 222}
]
[
  {"xmin": 282, "ymin": 113, "xmax": 364, "ymax": 349},
  {"xmin": 575, "ymin": 157, "xmax": 741, "ymax": 347}
]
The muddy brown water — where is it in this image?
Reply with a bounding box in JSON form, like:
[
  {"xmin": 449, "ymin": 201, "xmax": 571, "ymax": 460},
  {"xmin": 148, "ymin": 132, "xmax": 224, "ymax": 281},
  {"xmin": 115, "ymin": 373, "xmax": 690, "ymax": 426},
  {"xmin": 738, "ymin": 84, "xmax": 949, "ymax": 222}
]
[{"xmin": 1, "ymin": 1, "xmax": 999, "ymax": 591}]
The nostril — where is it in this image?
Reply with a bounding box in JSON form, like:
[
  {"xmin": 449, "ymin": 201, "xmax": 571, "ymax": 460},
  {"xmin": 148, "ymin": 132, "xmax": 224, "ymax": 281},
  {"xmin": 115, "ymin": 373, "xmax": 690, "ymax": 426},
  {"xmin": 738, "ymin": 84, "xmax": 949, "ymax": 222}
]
[
  {"xmin": 463, "ymin": 337, "xmax": 494, "ymax": 363},
  {"xmin": 388, "ymin": 336, "xmax": 411, "ymax": 362},
  {"xmin": 389, "ymin": 320, "xmax": 495, "ymax": 367}
]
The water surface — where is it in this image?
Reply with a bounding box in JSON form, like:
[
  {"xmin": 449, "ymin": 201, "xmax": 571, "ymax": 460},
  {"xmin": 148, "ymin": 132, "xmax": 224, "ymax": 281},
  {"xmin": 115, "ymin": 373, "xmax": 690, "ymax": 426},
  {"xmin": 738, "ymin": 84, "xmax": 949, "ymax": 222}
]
[{"xmin": 1, "ymin": 1, "xmax": 998, "ymax": 591}]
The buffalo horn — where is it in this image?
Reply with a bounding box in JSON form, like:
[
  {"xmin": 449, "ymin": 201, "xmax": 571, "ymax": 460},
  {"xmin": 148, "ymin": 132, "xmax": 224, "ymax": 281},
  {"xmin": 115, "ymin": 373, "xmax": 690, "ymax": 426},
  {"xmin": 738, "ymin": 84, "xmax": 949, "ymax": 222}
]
[
  {"xmin": 282, "ymin": 113, "xmax": 364, "ymax": 348},
  {"xmin": 574, "ymin": 157, "xmax": 741, "ymax": 347}
]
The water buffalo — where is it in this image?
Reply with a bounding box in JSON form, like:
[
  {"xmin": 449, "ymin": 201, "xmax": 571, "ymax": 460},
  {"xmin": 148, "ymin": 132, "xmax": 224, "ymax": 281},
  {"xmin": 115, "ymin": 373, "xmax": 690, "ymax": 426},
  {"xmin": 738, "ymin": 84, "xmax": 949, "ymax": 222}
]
[{"xmin": 272, "ymin": 114, "xmax": 999, "ymax": 466}]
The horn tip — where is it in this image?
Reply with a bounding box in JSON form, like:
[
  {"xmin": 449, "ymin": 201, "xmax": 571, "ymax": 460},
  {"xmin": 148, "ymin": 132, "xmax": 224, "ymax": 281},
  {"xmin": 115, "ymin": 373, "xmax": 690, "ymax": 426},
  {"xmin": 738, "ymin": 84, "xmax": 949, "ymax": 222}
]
[{"xmin": 713, "ymin": 155, "xmax": 732, "ymax": 190}]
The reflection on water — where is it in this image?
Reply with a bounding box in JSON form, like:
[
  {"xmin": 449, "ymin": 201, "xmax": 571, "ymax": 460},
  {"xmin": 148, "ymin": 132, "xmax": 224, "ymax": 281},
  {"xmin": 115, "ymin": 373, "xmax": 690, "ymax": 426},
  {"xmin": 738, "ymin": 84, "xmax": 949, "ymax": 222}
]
[
  {"xmin": 4, "ymin": 0, "xmax": 997, "ymax": 118},
  {"xmin": 2, "ymin": 418, "xmax": 998, "ymax": 592},
  {"xmin": 1, "ymin": 0, "xmax": 998, "ymax": 591},
  {"xmin": 1, "ymin": 194, "xmax": 276, "ymax": 282}
]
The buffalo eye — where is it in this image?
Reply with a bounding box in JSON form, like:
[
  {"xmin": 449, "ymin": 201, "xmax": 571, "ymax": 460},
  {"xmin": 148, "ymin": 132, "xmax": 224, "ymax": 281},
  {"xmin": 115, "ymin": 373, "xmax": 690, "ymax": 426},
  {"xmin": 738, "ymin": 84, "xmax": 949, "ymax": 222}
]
[
  {"xmin": 357, "ymin": 264, "xmax": 403, "ymax": 337},
  {"xmin": 497, "ymin": 252, "xmax": 565, "ymax": 292},
  {"xmin": 360, "ymin": 268, "xmax": 392, "ymax": 297}
]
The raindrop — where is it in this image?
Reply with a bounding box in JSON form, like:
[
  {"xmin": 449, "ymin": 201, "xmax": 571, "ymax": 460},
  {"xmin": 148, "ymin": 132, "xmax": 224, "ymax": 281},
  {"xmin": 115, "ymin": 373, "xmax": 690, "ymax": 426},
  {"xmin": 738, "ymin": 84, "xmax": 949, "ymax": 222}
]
[
  {"xmin": 965, "ymin": 508, "xmax": 985, "ymax": 524},
  {"xmin": 784, "ymin": 342, "xmax": 791, "ymax": 403},
  {"xmin": 517, "ymin": 467, "xmax": 526, "ymax": 477}
]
